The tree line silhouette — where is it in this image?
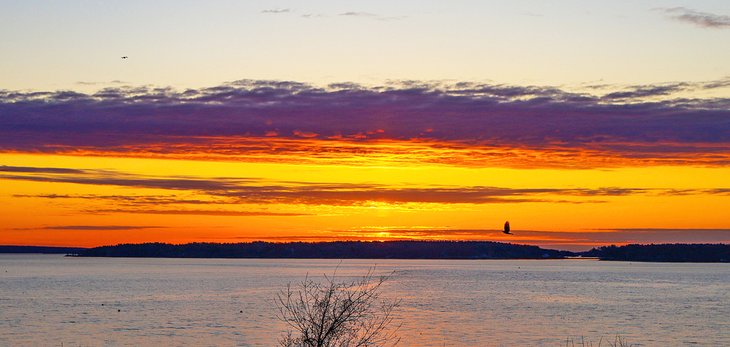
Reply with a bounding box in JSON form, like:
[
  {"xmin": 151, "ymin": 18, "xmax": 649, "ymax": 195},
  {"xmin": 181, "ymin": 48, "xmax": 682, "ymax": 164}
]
[
  {"xmin": 4, "ymin": 242, "xmax": 728, "ymax": 262},
  {"xmin": 72, "ymin": 241, "xmax": 570, "ymax": 259},
  {"xmin": 584, "ymin": 243, "xmax": 730, "ymax": 262}
]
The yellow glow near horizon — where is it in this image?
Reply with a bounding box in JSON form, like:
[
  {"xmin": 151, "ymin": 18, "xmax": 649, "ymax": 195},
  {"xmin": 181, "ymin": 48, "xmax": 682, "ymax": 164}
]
[{"xmin": 1, "ymin": 152, "xmax": 729, "ymax": 249}]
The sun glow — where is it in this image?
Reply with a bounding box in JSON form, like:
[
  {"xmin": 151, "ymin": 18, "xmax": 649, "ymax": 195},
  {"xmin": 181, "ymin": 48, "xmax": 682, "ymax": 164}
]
[{"xmin": 2, "ymin": 150, "xmax": 729, "ymax": 249}]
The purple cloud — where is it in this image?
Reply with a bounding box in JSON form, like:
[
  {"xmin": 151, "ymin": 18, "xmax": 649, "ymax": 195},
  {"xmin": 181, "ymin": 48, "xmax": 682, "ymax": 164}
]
[
  {"xmin": 1, "ymin": 80, "xmax": 729, "ymax": 168},
  {"xmin": 1, "ymin": 165, "xmax": 84, "ymax": 174},
  {"xmin": 660, "ymin": 7, "xmax": 730, "ymax": 29}
]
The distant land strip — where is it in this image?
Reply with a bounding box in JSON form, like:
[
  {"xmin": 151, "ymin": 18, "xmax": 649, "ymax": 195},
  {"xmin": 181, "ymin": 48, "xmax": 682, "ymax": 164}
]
[
  {"xmin": 2, "ymin": 242, "xmax": 728, "ymax": 262},
  {"xmin": 70, "ymin": 241, "xmax": 571, "ymax": 260},
  {"xmin": 582, "ymin": 243, "xmax": 730, "ymax": 262},
  {"xmin": 0, "ymin": 245, "xmax": 86, "ymax": 254},
  {"xmin": 1, "ymin": 241, "xmax": 719, "ymax": 262}
]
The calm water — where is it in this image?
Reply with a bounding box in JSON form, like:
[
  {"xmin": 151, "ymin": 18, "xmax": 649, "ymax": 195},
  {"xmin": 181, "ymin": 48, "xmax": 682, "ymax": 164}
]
[{"xmin": 0, "ymin": 255, "xmax": 728, "ymax": 347}]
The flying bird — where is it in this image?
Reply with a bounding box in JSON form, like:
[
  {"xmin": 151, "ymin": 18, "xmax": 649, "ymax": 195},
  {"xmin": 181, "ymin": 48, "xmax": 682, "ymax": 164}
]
[
  {"xmin": 502, "ymin": 221, "xmax": 512, "ymax": 235},
  {"xmin": 121, "ymin": 56, "xmax": 128, "ymax": 59}
]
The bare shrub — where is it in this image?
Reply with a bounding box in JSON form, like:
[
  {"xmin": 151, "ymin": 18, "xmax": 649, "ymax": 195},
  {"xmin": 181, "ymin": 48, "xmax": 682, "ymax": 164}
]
[
  {"xmin": 565, "ymin": 335, "xmax": 636, "ymax": 347},
  {"xmin": 276, "ymin": 269, "xmax": 401, "ymax": 347}
]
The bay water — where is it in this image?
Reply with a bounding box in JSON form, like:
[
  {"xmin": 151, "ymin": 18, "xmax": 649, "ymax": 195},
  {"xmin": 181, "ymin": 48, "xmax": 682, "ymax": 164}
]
[{"xmin": 1, "ymin": 254, "xmax": 728, "ymax": 346}]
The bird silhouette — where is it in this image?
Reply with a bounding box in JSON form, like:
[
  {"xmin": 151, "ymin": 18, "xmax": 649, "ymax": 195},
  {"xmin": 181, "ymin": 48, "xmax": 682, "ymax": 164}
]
[
  {"xmin": 121, "ymin": 56, "xmax": 128, "ymax": 59},
  {"xmin": 502, "ymin": 221, "xmax": 512, "ymax": 235}
]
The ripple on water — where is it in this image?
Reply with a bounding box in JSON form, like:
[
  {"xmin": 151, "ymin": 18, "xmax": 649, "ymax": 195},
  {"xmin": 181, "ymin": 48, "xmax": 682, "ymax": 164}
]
[{"xmin": 0, "ymin": 256, "xmax": 728, "ymax": 346}]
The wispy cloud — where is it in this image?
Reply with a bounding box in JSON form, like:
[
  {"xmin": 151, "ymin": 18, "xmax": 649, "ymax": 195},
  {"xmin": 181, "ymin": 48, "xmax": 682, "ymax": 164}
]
[
  {"xmin": 1, "ymin": 79, "xmax": 729, "ymax": 168},
  {"xmin": 1, "ymin": 165, "xmax": 84, "ymax": 174},
  {"xmin": 76, "ymin": 80, "xmax": 127, "ymax": 86},
  {"xmin": 4, "ymin": 165, "xmax": 728, "ymax": 207},
  {"xmin": 339, "ymin": 11, "xmax": 405, "ymax": 21},
  {"xmin": 259, "ymin": 9, "xmax": 403, "ymax": 20},
  {"xmin": 587, "ymin": 78, "xmax": 730, "ymax": 99},
  {"xmin": 87, "ymin": 209, "xmax": 309, "ymax": 216},
  {"xmin": 261, "ymin": 8, "xmax": 291, "ymax": 14},
  {"xmin": 12, "ymin": 194, "xmax": 230, "ymax": 206},
  {"xmin": 15, "ymin": 225, "xmax": 163, "ymax": 231},
  {"xmin": 602, "ymin": 84, "xmax": 688, "ymax": 100},
  {"xmin": 340, "ymin": 11, "xmax": 376, "ymax": 17},
  {"xmin": 659, "ymin": 7, "xmax": 730, "ymax": 29}
]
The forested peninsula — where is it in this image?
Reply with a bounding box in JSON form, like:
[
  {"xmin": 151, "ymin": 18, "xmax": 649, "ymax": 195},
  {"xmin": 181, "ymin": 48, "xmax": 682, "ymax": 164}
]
[
  {"xmin": 73, "ymin": 241, "xmax": 569, "ymax": 259},
  {"xmin": 64, "ymin": 241, "xmax": 730, "ymax": 262}
]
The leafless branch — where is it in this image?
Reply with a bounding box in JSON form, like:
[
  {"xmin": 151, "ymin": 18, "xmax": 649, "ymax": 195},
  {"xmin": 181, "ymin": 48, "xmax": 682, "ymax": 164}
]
[{"xmin": 276, "ymin": 268, "xmax": 401, "ymax": 347}]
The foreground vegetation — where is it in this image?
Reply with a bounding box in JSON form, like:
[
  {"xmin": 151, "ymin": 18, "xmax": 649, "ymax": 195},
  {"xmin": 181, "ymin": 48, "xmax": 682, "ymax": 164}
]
[
  {"xmin": 276, "ymin": 269, "xmax": 400, "ymax": 347},
  {"xmin": 564, "ymin": 336, "xmax": 636, "ymax": 347}
]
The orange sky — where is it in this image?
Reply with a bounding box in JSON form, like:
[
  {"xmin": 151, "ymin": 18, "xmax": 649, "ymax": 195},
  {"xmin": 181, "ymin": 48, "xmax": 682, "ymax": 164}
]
[
  {"xmin": 2, "ymin": 139, "xmax": 729, "ymax": 251},
  {"xmin": 2, "ymin": 2, "xmax": 730, "ymax": 250}
]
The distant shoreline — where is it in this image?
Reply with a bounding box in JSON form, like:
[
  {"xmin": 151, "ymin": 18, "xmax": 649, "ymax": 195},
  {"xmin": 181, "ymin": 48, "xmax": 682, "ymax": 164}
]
[
  {"xmin": 67, "ymin": 241, "xmax": 572, "ymax": 260},
  {"xmin": 3, "ymin": 241, "xmax": 726, "ymax": 262},
  {"xmin": 0, "ymin": 246, "xmax": 86, "ymax": 254}
]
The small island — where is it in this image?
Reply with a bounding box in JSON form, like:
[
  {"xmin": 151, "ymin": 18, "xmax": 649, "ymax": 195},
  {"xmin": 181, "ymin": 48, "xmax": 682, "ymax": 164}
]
[{"xmin": 584, "ymin": 243, "xmax": 730, "ymax": 262}]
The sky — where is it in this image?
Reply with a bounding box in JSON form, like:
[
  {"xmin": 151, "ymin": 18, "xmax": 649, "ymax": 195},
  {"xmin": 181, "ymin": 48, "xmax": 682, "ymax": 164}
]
[{"xmin": 1, "ymin": 1, "xmax": 729, "ymax": 250}]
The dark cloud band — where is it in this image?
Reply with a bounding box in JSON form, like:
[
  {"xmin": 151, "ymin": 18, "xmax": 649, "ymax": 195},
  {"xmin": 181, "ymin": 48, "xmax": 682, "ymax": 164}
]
[
  {"xmin": 14, "ymin": 225, "xmax": 163, "ymax": 231},
  {"xmin": 1, "ymin": 80, "xmax": 729, "ymax": 168},
  {"xmin": 4, "ymin": 165, "xmax": 728, "ymax": 206}
]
